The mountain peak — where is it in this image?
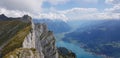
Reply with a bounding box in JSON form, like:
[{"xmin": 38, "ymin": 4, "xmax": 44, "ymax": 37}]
[
  {"xmin": 0, "ymin": 14, "xmax": 8, "ymax": 20},
  {"xmin": 22, "ymin": 15, "xmax": 31, "ymax": 19},
  {"xmin": 22, "ymin": 15, "xmax": 32, "ymax": 22},
  {"xmin": 0, "ymin": 14, "xmax": 6, "ymax": 17},
  {"xmin": 0, "ymin": 14, "xmax": 32, "ymax": 23}
]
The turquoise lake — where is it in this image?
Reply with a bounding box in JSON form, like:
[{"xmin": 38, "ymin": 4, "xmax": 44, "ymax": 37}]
[{"xmin": 56, "ymin": 41, "xmax": 103, "ymax": 58}]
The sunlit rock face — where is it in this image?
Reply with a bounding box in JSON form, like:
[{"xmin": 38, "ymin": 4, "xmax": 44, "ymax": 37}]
[
  {"xmin": 23, "ymin": 23, "xmax": 59, "ymax": 58},
  {"xmin": 35, "ymin": 24, "xmax": 58, "ymax": 58},
  {"xmin": 23, "ymin": 21, "xmax": 36, "ymax": 48},
  {"xmin": 22, "ymin": 30, "xmax": 36, "ymax": 48}
]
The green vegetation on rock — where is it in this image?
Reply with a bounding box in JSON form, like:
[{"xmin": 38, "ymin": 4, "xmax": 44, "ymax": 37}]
[
  {"xmin": 3, "ymin": 48, "xmax": 39, "ymax": 58},
  {"xmin": 0, "ymin": 20, "xmax": 32, "ymax": 56}
]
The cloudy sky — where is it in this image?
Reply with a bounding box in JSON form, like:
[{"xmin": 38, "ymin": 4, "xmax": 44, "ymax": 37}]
[{"xmin": 0, "ymin": 0, "xmax": 120, "ymax": 21}]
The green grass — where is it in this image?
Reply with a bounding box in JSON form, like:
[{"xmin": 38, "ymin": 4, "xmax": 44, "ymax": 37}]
[
  {"xmin": 3, "ymin": 48, "xmax": 37, "ymax": 58},
  {"xmin": 0, "ymin": 20, "xmax": 31, "ymax": 46},
  {"xmin": 0, "ymin": 20, "xmax": 32, "ymax": 56}
]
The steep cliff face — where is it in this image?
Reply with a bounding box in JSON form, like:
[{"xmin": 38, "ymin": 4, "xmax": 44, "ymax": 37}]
[
  {"xmin": 35, "ymin": 23, "xmax": 58, "ymax": 58},
  {"xmin": 22, "ymin": 23, "xmax": 58, "ymax": 58},
  {"xmin": 0, "ymin": 14, "xmax": 76, "ymax": 58}
]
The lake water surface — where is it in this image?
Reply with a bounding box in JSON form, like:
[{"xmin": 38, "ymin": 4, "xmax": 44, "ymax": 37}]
[{"xmin": 56, "ymin": 41, "xmax": 103, "ymax": 58}]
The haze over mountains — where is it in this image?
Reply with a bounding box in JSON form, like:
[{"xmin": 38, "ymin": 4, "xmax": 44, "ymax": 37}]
[
  {"xmin": 33, "ymin": 19, "xmax": 71, "ymax": 33},
  {"xmin": 61, "ymin": 20, "xmax": 120, "ymax": 58}
]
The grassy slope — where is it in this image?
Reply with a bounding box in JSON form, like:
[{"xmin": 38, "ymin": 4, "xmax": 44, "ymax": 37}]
[
  {"xmin": 3, "ymin": 48, "xmax": 36, "ymax": 58},
  {"xmin": 0, "ymin": 20, "xmax": 31, "ymax": 56}
]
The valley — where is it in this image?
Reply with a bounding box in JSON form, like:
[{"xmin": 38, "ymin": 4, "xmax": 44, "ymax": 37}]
[{"xmin": 62, "ymin": 20, "xmax": 120, "ymax": 58}]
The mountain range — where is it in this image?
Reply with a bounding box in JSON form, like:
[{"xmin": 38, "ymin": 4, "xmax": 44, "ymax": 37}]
[
  {"xmin": 33, "ymin": 19, "xmax": 71, "ymax": 34},
  {"xmin": 63, "ymin": 20, "xmax": 120, "ymax": 58}
]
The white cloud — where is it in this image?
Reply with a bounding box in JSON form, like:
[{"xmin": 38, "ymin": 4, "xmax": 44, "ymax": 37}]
[
  {"xmin": 58, "ymin": 8, "xmax": 120, "ymax": 20},
  {"xmin": 61, "ymin": 8, "xmax": 98, "ymax": 14},
  {"xmin": 0, "ymin": 8, "xmax": 32, "ymax": 17},
  {"xmin": 105, "ymin": 4, "xmax": 120, "ymax": 13},
  {"xmin": 35, "ymin": 12, "xmax": 68, "ymax": 22},
  {"xmin": 105, "ymin": 0, "xmax": 120, "ymax": 5},
  {"xmin": 43, "ymin": 0, "xmax": 98, "ymax": 6},
  {"xmin": 37, "ymin": 8, "xmax": 98, "ymax": 21},
  {"xmin": 59, "ymin": 8, "xmax": 98, "ymax": 20},
  {"xmin": 34, "ymin": 7, "xmax": 120, "ymax": 21},
  {"xmin": 0, "ymin": 0, "xmax": 42, "ymax": 14},
  {"xmin": 105, "ymin": 0, "xmax": 120, "ymax": 13},
  {"xmin": 71, "ymin": 0, "xmax": 98, "ymax": 4},
  {"xmin": 0, "ymin": 0, "xmax": 119, "ymax": 21},
  {"xmin": 94, "ymin": 13, "xmax": 120, "ymax": 19},
  {"xmin": 0, "ymin": 7, "xmax": 68, "ymax": 21},
  {"xmin": 44, "ymin": 0, "xmax": 70, "ymax": 5},
  {"xmin": 81, "ymin": 0, "xmax": 98, "ymax": 4}
]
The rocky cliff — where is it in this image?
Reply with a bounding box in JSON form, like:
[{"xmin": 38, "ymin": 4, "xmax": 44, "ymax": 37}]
[{"xmin": 0, "ymin": 14, "xmax": 76, "ymax": 58}]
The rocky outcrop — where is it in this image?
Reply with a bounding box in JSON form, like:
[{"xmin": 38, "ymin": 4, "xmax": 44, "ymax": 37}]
[
  {"xmin": 0, "ymin": 14, "xmax": 76, "ymax": 58},
  {"xmin": 3, "ymin": 48, "xmax": 40, "ymax": 58},
  {"xmin": 22, "ymin": 23, "xmax": 58, "ymax": 58},
  {"xmin": 58, "ymin": 47, "xmax": 76, "ymax": 58},
  {"xmin": 21, "ymin": 15, "xmax": 32, "ymax": 23},
  {"xmin": 0, "ymin": 14, "xmax": 8, "ymax": 20},
  {"xmin": 35, "ymin": 23, "xmax": 58, "ymax": 58}
]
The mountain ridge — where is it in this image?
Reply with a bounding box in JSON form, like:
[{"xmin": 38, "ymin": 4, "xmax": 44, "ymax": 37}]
[
  {"xmin": 33, "ymin": 19, "xmax": 71, "ymax": 33},
  {"xmin": 0, "ymin": 14, "xmax": 76, "ymax": 58}
]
